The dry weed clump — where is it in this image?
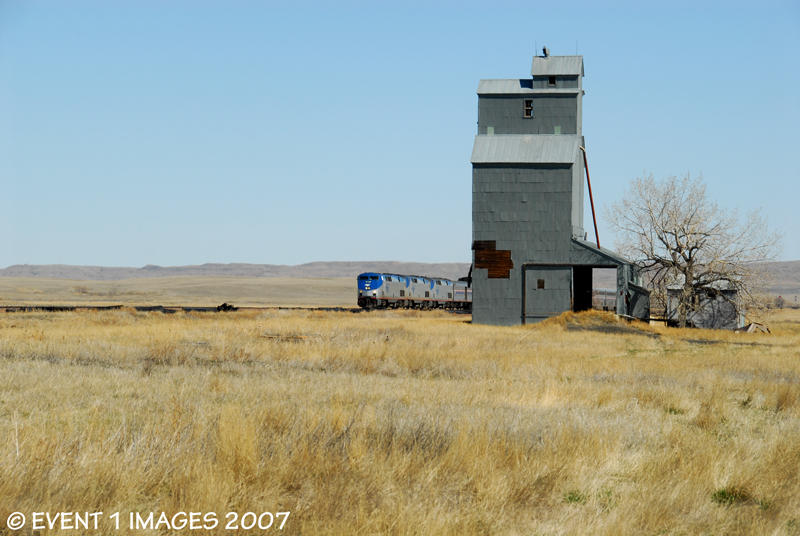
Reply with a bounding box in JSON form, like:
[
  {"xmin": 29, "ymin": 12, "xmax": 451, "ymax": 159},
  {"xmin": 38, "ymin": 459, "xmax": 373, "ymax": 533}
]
[{"xmin": 0, "ymin": 308, "xmax": 798, "ymax": 534}]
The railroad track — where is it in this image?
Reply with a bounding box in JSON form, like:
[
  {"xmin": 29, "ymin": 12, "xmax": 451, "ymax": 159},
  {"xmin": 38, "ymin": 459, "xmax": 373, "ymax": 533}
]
[{"xmin": 0, "ymin": 304, "xmax": 363, "ymax": 314}]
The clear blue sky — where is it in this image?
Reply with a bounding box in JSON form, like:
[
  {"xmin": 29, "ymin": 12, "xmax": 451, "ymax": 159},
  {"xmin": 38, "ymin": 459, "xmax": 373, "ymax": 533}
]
[{"xmin": 1, "ymin": 0, "xmax": 798, "ymax": 267}]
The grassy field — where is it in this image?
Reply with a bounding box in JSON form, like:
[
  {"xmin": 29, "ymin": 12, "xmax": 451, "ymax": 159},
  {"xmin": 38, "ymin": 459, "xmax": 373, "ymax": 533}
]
[
  {"xmin": 0, "ymin": 276, "xmax": 354, "ymax": 307},
  {"xmin": 1, "ymin": 308, "xmax": 798, "ymax": 535}
]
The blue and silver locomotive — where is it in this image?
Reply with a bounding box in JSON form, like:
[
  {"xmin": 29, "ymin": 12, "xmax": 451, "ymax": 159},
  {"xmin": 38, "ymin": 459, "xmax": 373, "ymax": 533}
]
[{"xmin": 357, "ymin": 272, "xmax": 471, "ymax": 310}]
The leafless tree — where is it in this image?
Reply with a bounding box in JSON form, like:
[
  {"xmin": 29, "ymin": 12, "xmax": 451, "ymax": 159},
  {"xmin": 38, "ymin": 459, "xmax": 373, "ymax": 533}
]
[{"xmin": 606, "ymin": 174, "xmax": 780, "ymax": 327}]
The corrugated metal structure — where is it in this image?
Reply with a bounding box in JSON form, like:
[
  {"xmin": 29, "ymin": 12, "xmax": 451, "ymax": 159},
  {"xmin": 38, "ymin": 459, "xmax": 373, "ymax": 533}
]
[
  {"xmin": 666, "ymin": 280, "xmax": 745, "ymax": 330},
  {"xmin": 471, "ymin": 52, "xmax": 649, "ymax": 325},
  {"xmin": 530, "ymin": 55, "xmax": 584, "ymax": 76},
  {"xmin": 471, "ymin": 135, "xmax": 580, "ymax": 164}
]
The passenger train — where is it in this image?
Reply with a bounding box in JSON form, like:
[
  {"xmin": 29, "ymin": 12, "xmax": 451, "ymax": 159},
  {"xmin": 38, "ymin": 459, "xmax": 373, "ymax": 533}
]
[{"xmin": 357, "ymin": 273, "xmax": 472, "ymax": 310}]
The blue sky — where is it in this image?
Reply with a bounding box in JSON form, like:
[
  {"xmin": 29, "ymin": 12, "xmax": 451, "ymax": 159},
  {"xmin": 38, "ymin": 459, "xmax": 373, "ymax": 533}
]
[{"xmin": 1, "ymin": 0, "xmax": 798, "ymax": 267}]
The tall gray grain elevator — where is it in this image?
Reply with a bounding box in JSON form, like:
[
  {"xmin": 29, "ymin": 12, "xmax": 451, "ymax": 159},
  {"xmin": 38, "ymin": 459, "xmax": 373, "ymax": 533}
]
[{"xmin": 470, "ymin": 51, "xmax": 649, "ymax": 325}]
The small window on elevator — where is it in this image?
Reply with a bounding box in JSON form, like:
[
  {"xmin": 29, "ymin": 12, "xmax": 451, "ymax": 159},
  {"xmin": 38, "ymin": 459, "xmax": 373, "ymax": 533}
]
[
  {"xmin": 537, "ymin": 279, "xmax": 545, "ymax": 289},
  {"xmin": 548, "ymin": 75, "xmax": 556, "ymax": 86},
  {"xmin": 523, "ymin": 99, "xmax": 533, "ymax": 118}
]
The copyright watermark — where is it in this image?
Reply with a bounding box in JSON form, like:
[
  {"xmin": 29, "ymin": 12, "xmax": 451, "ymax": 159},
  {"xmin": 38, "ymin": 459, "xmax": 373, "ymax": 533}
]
[
  {"xmin": 4, "ymin": 511, "xmax": 290, "ymax": 531},
  {"xmin": 6, "ymin": 512, "xmax": 25, "ymax": 530}
]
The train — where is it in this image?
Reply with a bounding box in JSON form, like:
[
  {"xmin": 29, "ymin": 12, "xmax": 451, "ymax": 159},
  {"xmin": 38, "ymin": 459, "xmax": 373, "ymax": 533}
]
[{"xmin": 357, "ymin": 272, "xmax": 472, "ymax": 310}]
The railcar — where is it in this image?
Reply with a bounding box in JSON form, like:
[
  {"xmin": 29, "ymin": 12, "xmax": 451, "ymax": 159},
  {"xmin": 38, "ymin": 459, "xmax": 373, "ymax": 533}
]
[{"xmin": 357, "ymin": 272, "xmax": 471, "ymax": 310}]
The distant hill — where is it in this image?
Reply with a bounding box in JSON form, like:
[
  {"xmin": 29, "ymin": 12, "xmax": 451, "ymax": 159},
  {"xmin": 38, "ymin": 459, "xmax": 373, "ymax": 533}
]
[
  {"xmin": 0, "ymin": 262, "xmax": 472, "ymax": 282},
  {"xmin": 591, "ymin": 261, "xmax": 800, "ymax": 297},
  {"xmin": 2, "ymin": 260, "xmax": 798, "ymax": 296},
  {"xmin": 759, "ymin": 260, "xmax": 800, "ymax": 296}
]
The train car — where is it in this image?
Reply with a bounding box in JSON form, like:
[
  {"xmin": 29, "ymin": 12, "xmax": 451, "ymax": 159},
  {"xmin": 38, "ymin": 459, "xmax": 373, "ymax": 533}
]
[
  {"xmin": 452, "ymin": 279, "xmax": 472, "ymax": 305},
  {"xmin": 357, "ymin": 272, "xmax": 471, "ymax": 310}
]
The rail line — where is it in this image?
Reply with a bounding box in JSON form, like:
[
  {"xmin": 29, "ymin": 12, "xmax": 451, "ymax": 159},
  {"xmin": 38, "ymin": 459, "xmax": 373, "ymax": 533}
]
[{"xmin": 0, "ymin": 304, "xmax": 364, "ymax": 314}]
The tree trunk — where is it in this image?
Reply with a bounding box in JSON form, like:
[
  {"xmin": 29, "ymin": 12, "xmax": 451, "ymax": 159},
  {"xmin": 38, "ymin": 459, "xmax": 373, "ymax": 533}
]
[{"xmin": 679, "ymin": 266, "xmax": 693, "ymax": 328}]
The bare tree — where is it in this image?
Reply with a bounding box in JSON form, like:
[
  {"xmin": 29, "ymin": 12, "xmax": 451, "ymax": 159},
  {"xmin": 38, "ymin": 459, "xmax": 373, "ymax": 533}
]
[{"xmin": 606, "ymin": 174, "xmax": 780, "ymax": 327}]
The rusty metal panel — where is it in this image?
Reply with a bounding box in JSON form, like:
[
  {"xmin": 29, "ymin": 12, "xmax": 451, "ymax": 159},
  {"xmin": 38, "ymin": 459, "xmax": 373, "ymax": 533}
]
[{"xmin": 472, "ymin": 240, "xmax": 513, "ymax": 279}]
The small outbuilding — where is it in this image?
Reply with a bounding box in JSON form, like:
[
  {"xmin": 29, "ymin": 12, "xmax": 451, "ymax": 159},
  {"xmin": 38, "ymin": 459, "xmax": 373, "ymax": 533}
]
[{"xmin": 666, "ymin": 281, "xmax": 745, "ymax": 330}]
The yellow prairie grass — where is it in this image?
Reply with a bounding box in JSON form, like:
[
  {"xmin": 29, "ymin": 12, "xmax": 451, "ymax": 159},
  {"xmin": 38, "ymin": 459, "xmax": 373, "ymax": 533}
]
[{"xmin": 0, "ymin": 308, "xmax": 798, "ymax": 535}]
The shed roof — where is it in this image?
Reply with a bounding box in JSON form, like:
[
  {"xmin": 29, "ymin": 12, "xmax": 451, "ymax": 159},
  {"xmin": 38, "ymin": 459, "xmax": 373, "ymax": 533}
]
[
  {"xmin": 477, "ymin": 79, "xmax": 581, "ymax": 95},
  {"xmin": 666, "ymin": 276, "xmax": 737, "ymax": 291},
  {"xmin": 571, "ymin": 237, "xmax": 632, "ymax": 266},
  {"xmin": 531, "ymin": 55, "xmax": 584, "ymax": 76},
  {"xmin": 477, "ymin": 79, "xmax": 534, "ymax": 94},
  {"xmin": 471, "ymin": 134, "xmax": 580, "ymax": 164}
]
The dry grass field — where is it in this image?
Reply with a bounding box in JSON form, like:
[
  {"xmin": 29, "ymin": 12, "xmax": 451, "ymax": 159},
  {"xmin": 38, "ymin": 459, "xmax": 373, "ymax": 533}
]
[
  {"xmin": 0, "ymin": 276, "xmax": 354, "ymax": 307},
  {"xmin": 1, "ymin": 307, "xmax": 799, "ymax": 535}
]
